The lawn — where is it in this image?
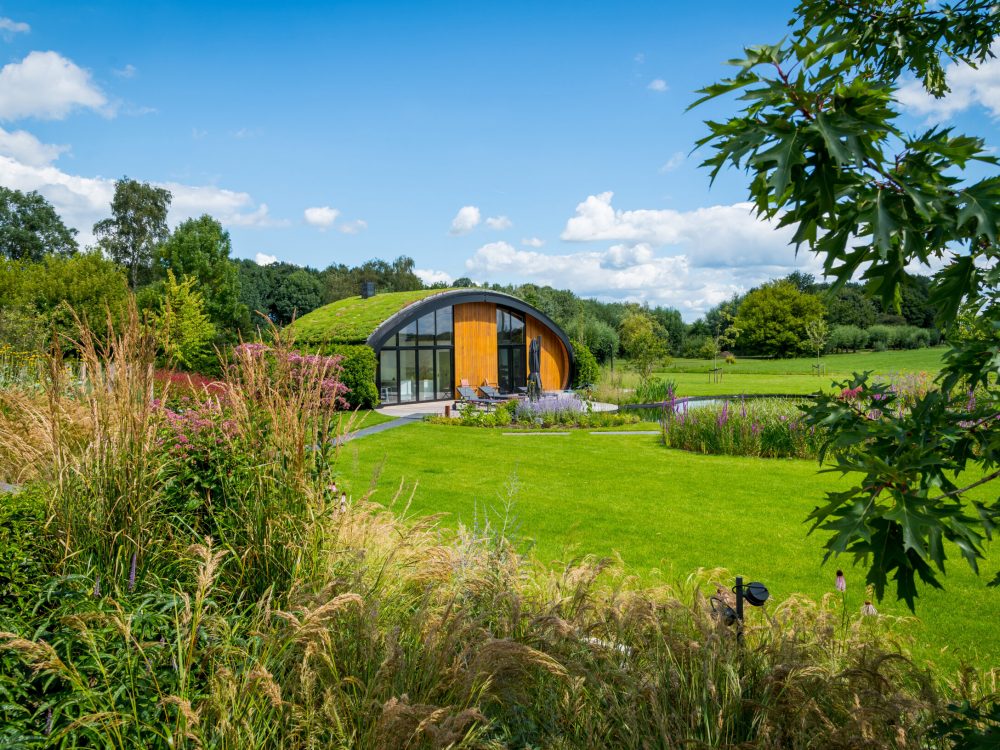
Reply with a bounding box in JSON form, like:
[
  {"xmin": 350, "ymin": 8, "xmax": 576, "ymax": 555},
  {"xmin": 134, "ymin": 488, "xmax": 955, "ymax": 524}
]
[
  {"xmin": 339, "ymin": 422, "xmax": 998, "ymax": 674},
  {"xmin": 646, "ymin": 347, "xmax": 946, "ymax": 397}
]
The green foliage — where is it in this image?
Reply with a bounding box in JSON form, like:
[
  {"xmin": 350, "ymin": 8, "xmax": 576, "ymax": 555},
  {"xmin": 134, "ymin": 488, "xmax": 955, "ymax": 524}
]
[
  {"xmin": 93, "ymin": 177, "xmax": 172, "ymax": 290},
  {"xmin": 320, "ymin": 255, "xmax": 424, "ymax": 303},
  {"xmin": 0, "ymin": 187, "xmax": 78, "ymax": 261},
  {"xmin": 735, "ymin": 281, "xmax": 825, "ymax": 358},
  {"xmin": 311, "ymin": 343, "xmax": 378, "ymax": 408},
  {"xmin": 0, "ymin": 252, "xmax": 130, "ymax": 347},
  {"xmin": 619, "ymin": 310, "xmax": 669, "ymax": 379},
  {"xmin": 152, "ymin": 271, "xmax": 216, "ymax": 372},
  {"xmin": 696, "ymin": 0, "xmax": 1000, "ymax": 605},
  {"xmin": 274, "ymin": 269, "xmax": 324, "ymax": 325},
  {"xmin": 822, "ymin": 284, "xmax": 878, "ymax": 329},
  {"xmin": 828, "ymin": 325, "xmax": 869, "ymax": 353},
  {"xmin": 156, "ymin": 215, "xmax": 248, "ymax": 336},
  {"xmin": 0, "ymin": 487, "xmax": 53, "ymax": 608},
  {"xmin": 570, "ymin": 338, "xmax": 599, "ymax": 388},
  {"xmin": 582, "ymin": 318, "xmax": 618, "ymax": 363}
]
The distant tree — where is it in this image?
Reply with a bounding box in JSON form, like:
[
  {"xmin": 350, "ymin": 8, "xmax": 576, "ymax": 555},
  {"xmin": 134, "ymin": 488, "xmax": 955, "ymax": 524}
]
[
  {"xmin": 153, "ymin": 270, "xmax": 216, "ymax": 371},
  {"xmin": 619, "ymin": 310, "xmax": 669, "ymax": 380},
  {"xmin": 822, "ymin": 284, "xmax": 878, "ymax": 329},
  {"xmin": 156, "ymin": 215, "xmax": 247, "ymax": 336},
  {"xmin": 273, "ymin": 269, "xmax": 323, "ymax": 324},
  {"xmin": 0, "ymin": 187, "xmax": 78, "ymax": 261},
  {"xmin": 452, "ymin": 277, "xmax": 475, "ymax": 288},
  {"xmin": 93, "ymin": 177, "xmax": 172, "ymax": 289},
  {"xmin": 783, "ymin": 270, "xmax": 817, "ymax": 293},
  {"xmin": 649, "ymin": 306, "xmax": 686, "ymax": 351},
  {"xmin": 583, "ymin": 319, "xmax": 619, "ymax": 364},
  {"xmin": 805, "ymin": 318, "xmax": 829, "ymax": 364},
  {"xmin": 735, "ymin": 282, "xmax": 825, "ymax": 358}
]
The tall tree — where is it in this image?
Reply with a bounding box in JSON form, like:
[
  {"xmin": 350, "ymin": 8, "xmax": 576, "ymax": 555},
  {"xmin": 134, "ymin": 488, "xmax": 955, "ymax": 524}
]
[
  {"xmin": 735, "ymin": 281, "xmax": 824, "ymax": 357},
  {"xmin": 93, "ymin": 177, "xmax": 172, "ymax": 289},
  {"xmin": 0, "ymin": 187, "xmax": 78, "ymax": 261},
  {"xmin": 697, "ymin": 0, "xmax": 1000, "ymax": 607},
  {"xmin": 156, "ymin": 215, "xmax": 247, "ymax": 336}
]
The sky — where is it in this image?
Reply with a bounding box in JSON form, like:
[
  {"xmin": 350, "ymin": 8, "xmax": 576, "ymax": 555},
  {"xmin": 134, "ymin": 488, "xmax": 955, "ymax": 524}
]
[{"xmin": 1, "ymin": 1, "xmax": 998, "ymax": 320}]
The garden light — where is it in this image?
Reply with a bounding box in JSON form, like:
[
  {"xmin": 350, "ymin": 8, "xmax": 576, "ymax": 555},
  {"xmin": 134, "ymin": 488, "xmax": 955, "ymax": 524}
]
[{"xmin": 711, "ymin": 576, "xmax": 769, "ymax": 639}]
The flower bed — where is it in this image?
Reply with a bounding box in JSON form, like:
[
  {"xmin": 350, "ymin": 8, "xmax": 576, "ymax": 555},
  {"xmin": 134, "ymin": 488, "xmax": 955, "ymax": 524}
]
[{"xmin": 430, "ymin": 394, "xmax": 640, "ymax": 429}]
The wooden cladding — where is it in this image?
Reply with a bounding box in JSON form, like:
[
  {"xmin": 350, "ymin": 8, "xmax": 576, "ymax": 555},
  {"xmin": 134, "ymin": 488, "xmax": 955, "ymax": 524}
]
[
  {"xmin": 453, "ymin": 302, "xmax": 498, "ymax": 392},
  {"xmin": 525, "ymin": 315, "xmax": 570, "ymax": 390},
  {"xmin": 446, "ymin": 302, "xmax": 571, "ymax": 395}
]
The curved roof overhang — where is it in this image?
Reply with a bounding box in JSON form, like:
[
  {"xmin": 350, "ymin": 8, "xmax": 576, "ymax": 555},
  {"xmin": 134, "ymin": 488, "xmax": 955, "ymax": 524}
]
[{"xmin": 366, "ymin": 289, "xmax": 575, "ymax": 365}]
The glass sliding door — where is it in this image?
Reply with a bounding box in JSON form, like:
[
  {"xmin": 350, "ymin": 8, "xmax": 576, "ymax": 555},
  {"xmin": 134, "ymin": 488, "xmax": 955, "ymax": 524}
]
[
  {"xmin": 377, "ymin": 304, "xmax": 456, "ymax": 404},
  {"xmin": 496, "ymin": 307, "xmax": 526, "ymax": 394}
]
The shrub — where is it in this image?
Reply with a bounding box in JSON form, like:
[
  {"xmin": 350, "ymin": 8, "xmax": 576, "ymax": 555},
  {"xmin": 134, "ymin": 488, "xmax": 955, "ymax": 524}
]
[
  {"xmin": 867, "ymin": 324, "xmax": 893, "ymax": 350},
  {"xmin": 310, "ymin": 343, "xmax": 378, "ymax": 408},
  {"xmin": 828, "ymin": 324, "xmax": 868, "ymax": 352},
  {"xmin": 570, "ymin": 338, "xmax": 599, "ymax": 388},
  {"xmin": 681, "ymin": 334, "xmax": 709, "ymax": 358}
]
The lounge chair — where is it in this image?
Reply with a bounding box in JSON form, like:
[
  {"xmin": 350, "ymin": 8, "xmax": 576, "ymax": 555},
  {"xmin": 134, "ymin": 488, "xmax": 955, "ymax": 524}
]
[
  {"xmin": 479, "ymin": 384, "xmax": 515, "ymax": 402},
  {"xmin": 456, "ymin": 385, "xmax": 495, "ymax": 410}
]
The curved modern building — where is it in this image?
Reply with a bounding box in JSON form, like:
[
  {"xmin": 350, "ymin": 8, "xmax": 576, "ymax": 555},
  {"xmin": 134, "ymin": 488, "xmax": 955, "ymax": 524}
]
[{"xmin": 289, "ymin": 288, "xmax": 575, "ymax": 405}]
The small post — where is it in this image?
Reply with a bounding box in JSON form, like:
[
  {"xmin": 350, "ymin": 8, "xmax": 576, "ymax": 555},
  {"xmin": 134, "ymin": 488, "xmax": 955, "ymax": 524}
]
[
  {"xmin": 735, "ymin": 575, "xmax": 745, "ymax": 644},
  {"xmin": 444, "ymin": 404, "xmax": 450, "ymax": 418}
]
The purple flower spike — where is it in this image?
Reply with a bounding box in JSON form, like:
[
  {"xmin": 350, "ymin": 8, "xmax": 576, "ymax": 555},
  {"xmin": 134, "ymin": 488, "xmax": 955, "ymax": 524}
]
[{"xmin": 128, "ymin": 552, "xmax": 137, "ymax": 592}]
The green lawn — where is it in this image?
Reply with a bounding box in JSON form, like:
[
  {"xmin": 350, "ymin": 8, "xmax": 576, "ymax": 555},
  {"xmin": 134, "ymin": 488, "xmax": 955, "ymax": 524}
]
[
  {"xmin": 339, "ymin": 422, "xmax": 998, "ymax": 673},
  {"xmin": 651, "ymin": 348, "xmax": 945, "ymax": 397},
  {"xmin": 336, "ymin": 409, "xmax": 397, "ymax": 432}
]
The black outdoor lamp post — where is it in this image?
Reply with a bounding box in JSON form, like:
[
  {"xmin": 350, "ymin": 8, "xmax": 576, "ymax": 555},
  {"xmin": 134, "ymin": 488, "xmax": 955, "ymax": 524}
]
[{"xmin": 713, "ymin": 576, "xmax": 770, "ymax": 641}]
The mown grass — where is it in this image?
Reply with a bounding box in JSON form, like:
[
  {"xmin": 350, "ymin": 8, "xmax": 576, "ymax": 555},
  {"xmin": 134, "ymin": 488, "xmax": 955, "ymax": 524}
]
[{"xmin": 341, "ymin": 422, "xmax": 998, "ymax": 673}]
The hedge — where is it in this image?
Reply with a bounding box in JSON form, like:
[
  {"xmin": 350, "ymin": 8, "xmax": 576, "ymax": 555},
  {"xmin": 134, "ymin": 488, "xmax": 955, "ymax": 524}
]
[{"xmin": 308, "ymin": 343, "xmax": 379, "ymax": 409}]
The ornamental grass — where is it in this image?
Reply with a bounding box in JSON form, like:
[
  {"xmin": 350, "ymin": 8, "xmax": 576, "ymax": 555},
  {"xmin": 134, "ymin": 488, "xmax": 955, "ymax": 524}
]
[{"xmin": 0, "ymin": 303, "xmax": 996, "ymax": 748}]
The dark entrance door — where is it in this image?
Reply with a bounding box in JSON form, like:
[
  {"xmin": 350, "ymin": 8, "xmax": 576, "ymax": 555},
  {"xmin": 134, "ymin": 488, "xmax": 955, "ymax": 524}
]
[{"xmin": 497, "ymin": 345, "xmax": 525, "ymax": 394}]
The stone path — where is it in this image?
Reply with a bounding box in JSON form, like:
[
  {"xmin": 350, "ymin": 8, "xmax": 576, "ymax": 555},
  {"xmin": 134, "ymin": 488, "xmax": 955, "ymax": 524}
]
[{"xmin": 335, "ymin": 414, "xmax": 429, "ymax": 445}]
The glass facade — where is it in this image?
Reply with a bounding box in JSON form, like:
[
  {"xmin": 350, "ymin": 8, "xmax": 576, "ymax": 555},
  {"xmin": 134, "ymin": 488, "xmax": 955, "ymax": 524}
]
[
  {"xmin": 496, "ymin": 307, "xmax": 526, "ymax": 394},
  {"xmin": 378, "ymin": 307, "xmax": 455, "ymax": 404}
]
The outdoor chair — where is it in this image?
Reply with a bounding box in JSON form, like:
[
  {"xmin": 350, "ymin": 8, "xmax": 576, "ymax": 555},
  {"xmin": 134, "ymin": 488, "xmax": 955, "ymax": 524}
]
[
  {"xmin": 456, "ymin": 385, "xmax": 495, "ymax": 410},
  {"xmin": 479, "ymin": 384, "xmax": 515, "ymax": 402}
]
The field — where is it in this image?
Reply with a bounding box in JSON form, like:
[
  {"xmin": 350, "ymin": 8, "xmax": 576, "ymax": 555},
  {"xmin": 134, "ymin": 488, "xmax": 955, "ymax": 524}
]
[
  {"xmin": 646, "ymin": 347, "xmax": 947, "ymax": 398},
  {"xmin": 341, "ymin": 422, "xmax": 998, "ymax": 672}
]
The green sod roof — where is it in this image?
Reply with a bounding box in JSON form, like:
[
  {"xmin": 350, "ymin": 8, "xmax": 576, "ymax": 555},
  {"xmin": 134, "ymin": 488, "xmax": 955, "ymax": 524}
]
[{"xmin": 287, "ymin": 288, "xmax": 456, "ymax": 344}]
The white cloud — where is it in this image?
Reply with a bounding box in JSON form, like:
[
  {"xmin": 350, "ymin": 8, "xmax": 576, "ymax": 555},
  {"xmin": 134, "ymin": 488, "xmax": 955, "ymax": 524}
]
[
  {"xmin": 449, "ymin": 205, "xmax": 480, "ymax": 234},
  {"xmin": 255, "ymin": 252, "xmax": 278, "ymax": 266},
  {"xmin": 0, "ymin": 51, "xmax": 109, "ymax": 121},
  {"xmin": 0, "ymin": 151, "xmax": 282, "ymax": 245},
  {"xmin": 0, "ymin": 126, "xmax": 68, "ymax": 166},
  {"xmin": 560, "ymin": 191, "xmax": 798, "ymax": 267},
  {"xmin": 647, "ymin": 78, "xmax": 668, "ymax": 93},
  {"xmin": 338, "ymin": 219, "xmax": 367, "ymax": 234},
  {"xmin": 485, "ymin": 214, "xmax": 512, "ymax": 230},
  {"xmin": 415, "ymin": 268, "xmax": 453, "ymax": 285},
  {"xmin": 896, "ymin": 41, "xmax": 1000, "ymax": 121},
  {"xmin": 304, "ymin": 205, "xmax": 340, "ymax": 229},
  {"xmin": 113, "ymin": 64, "xmax": 137, "ymax": 79},
  {"xmin": 659, "ymin": 151, "xmax": 685, "ymax": 173},
  {"xmin": 521, "ymin": 237, "xmax": 545, "ymax": 247},
  {"xmin": 0, "ymin": 17, "xmax": 30, "ymax": 35},
  {"xmin": 465, "ymin": 239, "xmax": 822, "ymax": 320}
]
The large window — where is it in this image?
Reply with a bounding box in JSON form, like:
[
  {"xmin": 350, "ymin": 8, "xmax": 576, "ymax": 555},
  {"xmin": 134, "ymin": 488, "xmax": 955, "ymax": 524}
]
[
  {"xmin": 497, "ymin": 307, "xmax": 526, "ymax": 394},
  {"xmin": 378, "ymin": 307, "xmax": 454, "ymax": 404}
]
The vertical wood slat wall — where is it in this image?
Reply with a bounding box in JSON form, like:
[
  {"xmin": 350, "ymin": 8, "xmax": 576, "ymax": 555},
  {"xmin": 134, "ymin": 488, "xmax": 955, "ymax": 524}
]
[
  {"xmin": 525, "ymin": 315, "xmax": 570, "ymax": 390},
  {"xmin": 453, "ymin": 302, "xmax": 498, "ymax": 391}
]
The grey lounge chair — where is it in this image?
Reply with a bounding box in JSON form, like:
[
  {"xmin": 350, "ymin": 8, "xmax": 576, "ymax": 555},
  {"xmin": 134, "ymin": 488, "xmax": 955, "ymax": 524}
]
[
  {"xmin": 478, "ymin": 384, "xmax": 513, "ymax": 402},
  {"xmin": 456, "ymin": 385, "xmax": 494, "ymax": 410}
]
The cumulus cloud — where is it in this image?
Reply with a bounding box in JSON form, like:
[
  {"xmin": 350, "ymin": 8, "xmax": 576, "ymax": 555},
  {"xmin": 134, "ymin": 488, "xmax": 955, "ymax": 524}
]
[
  {"xmin": 560, "ymin": 191, "xmax": 798, "ymax": 268},
  {"xmin": 659, "ymin": 151, "xmax": 685, "ymax": 173},
  {"xmin": 0, "ymin": 51, "xmax": 109, "ymax": 121},
  {"xmin": 896, "ymin": 42, "xmax": 1000, "ymax": 121},
  {"xmin": 415, "ymin": 268, "xmax": 453, "ymax": 285},
  {"xmin": 338, "ymin": 219, "xmax": 367, "ymax": 234},
  {"xmin": 0, "ymin": 126, "xmax": 68, "ymax": 166},
  {"xmin": 255, "ymin": 252, "xmax": 278, "ymax": 266},
  {"xmin": 449, "ymin": 205, "xmax": 480, "ymax": 234},
  {"xmin": 485, "ymin": 214, "xmax": 512, "ymax": 230},
  {"xmin": 465, "ymin": 239, "xmax": 821, "ymax": 319},
  {"xmin": 0, "ymin": 17, "xmax": 30, "ymax": 35},
  {"xmin": 647, "ymin": 78, "xmax": 668, "ymax": 92},
  {"xmin": 521, "ymin": 237, "xmax": 544, "ymax": 247},
  {"xmin": 304, "ymin": 205, "xmax": 340, "ymax": 229},
  {"xmin": 0, "ymin": 150, "xmax": 282, "ymax": 245}
]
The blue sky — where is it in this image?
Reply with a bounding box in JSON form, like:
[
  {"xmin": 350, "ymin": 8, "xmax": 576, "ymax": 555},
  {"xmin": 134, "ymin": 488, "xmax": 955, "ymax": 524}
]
[{"xmin": 1, "ymin": 1, "xmax": 997, "ymax": 319}]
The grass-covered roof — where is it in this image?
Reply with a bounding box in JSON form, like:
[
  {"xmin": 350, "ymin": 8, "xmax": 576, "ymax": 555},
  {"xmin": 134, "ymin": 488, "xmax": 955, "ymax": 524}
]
[{"xmin": 287, "ymin": 288, "xmax": 456, "ymax": 344}]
